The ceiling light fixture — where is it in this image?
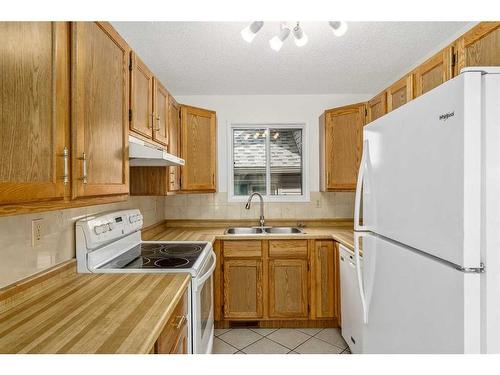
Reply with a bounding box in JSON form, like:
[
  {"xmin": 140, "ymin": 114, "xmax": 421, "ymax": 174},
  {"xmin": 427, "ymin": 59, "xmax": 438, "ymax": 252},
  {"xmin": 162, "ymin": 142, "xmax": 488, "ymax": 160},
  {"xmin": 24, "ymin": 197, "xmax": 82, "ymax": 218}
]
[
  {"xmin": 269, "ymin": 23, "xmax": 290, "ymax": 52},
  {"xmin": 292, "ymin": 22, "xmax": 308, "ymax": 47},
  {"xmin": 329, "ymin": 21, "xmax": 348, "ymax": 37},
  {"xmin": 241, "ymin": 21, "xmax": 348, "ymax": 51},
  {"xmin": 240, "ymin": 21, "xmax": 264, "ymax": 43}
]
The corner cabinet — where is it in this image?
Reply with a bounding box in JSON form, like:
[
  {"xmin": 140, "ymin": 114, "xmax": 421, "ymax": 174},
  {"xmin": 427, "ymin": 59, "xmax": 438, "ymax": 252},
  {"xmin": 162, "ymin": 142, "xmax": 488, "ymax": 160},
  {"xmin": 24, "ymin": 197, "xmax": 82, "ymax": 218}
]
[
  {"xmin": 0, "ymin": 22, "xmax": 70, "ymax": 205},
  {"xmin": 319, "ymin": 103, "xmax": 365, "ymax": 191},
  {"xmin": 180, "ymin": 105, "xmax": 217, "ymax": 192},
  {"xmin": 71, "ymin": 22, "xmax": 130, "ymax": 198}
]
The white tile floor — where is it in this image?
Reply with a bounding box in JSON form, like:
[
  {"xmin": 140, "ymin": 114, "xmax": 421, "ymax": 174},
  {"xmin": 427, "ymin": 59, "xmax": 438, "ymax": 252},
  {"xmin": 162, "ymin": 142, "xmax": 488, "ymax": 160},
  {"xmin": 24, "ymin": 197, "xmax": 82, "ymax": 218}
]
[{"xmin": 213, "ymin": 328, "xmax": 351, "ymax": 354}]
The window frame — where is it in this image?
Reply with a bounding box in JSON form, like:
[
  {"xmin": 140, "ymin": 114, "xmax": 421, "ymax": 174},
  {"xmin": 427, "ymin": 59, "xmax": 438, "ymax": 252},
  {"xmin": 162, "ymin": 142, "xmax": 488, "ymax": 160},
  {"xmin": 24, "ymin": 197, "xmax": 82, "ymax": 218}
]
[{"xmin": 228, "ymin": 123, "xmax": 309, "ymax": 203}]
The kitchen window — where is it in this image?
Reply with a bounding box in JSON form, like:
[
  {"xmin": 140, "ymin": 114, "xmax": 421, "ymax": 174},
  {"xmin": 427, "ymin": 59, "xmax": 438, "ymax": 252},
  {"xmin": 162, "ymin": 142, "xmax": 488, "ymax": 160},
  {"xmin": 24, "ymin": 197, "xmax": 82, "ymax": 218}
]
[{"xmin": 229, "ymin": 124, "xmax": 308, "ymax": 202}]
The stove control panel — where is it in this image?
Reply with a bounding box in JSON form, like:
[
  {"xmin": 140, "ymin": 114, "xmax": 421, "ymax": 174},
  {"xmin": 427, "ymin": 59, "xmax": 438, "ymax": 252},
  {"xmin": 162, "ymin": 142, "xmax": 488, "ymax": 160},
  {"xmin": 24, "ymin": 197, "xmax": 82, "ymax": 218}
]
[{"xmin": 76, "ymin": 209, "xmax": 143, "ymax": 250}]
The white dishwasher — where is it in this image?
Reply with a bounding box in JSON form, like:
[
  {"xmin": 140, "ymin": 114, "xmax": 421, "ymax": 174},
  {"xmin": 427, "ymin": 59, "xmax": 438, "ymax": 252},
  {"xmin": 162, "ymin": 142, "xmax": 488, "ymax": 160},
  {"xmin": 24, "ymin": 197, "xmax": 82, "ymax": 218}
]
[{"xmin": 339, "ymin": 244, "xmax": 363, "ymax": 353}]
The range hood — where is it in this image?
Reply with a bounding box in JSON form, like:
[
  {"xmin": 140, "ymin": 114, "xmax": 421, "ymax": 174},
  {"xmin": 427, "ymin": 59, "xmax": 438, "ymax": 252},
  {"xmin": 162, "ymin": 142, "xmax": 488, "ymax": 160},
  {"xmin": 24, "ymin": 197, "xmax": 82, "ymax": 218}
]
[{"xmin": 129, "ymin": 135, "xmax": 185, "ymax": 167}]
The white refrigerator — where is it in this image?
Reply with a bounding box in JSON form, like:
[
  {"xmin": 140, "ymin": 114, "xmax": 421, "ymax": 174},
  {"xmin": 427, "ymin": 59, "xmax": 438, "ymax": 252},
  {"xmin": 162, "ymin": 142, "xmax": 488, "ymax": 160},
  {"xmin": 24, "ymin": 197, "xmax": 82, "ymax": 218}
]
[{"xmin": 354, "ymin": 67, "xmax": 500, "ymax": 354}]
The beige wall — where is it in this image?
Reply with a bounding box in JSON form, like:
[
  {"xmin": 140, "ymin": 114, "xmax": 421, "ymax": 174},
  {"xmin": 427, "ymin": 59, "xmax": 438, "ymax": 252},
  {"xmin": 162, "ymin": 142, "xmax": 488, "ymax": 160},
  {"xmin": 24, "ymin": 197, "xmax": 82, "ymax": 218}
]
[
  {"xmin": 165, "ymin": 192, "xmax": 354, "ymax": 220},
  {"xmin": 0, "ymin": 196, "xmax": 164, "ymax": 289}
]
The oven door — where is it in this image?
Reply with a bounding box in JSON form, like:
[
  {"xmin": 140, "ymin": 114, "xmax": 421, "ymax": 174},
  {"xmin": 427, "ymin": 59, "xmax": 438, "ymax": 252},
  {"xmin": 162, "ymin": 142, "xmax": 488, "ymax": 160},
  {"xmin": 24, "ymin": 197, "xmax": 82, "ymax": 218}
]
[{"xmin": 192, "ymin": 250, "xmax": 216, "ymax": 354}]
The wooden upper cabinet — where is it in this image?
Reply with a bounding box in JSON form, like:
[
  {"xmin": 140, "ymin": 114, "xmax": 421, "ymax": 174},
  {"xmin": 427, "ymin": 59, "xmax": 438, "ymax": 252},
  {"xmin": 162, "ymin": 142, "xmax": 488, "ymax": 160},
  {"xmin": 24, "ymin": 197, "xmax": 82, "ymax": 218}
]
[
  {"xmin": 71, "ymin": 22, "xmax": 130, "ymax": 198},
  {"xmin": 180, "ymin": 105, "xmax": 217, "ymax": 192},
  {"xmin": 0, "ymin": 22, "xmax": 70, "ymax": 205},
  {"xmin": 223, "ymin": 259, "xmax": 263, "ymax": 319},
  {"xmin": 311, "ymin": 240, "xmax": 338, "ymax": 319},
  {"xmin": 386, "ymin": 74, "xmax": 413, "ymax": 112},
  {"xmin": 366, "ymin": 91, "xmax": 387, "ymax": 124},
  {"xmin": 130, "ymin": 52, "xmax": 154, "ymax": 140},
  {"xmin": 268, "ymin": 259, "xmax": 309, "ymax": 318},
  {"xmin": 319, "ymin": 103, "xmax": 365, "ymax": 191},
  {"xmin": 168, "ymin": 96, "xmax": 181, "ymax": 192},
  {"xmin": 414, "ymin": 46, "xmax": 453, "ymax": 97},
  {"xmin": 455, "ymin": 22, "xmax": 500, "ymax": 73},
  {"xmin": 152, "ymin": 78, "xmax": 169, "ymax": 146}
]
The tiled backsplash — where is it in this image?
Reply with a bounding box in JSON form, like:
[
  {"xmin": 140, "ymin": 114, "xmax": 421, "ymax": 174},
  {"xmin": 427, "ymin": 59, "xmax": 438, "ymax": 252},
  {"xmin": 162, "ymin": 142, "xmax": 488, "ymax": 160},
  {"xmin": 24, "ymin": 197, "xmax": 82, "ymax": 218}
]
[
  {"xmin": 164, "ymin": 192, "xmax": 355, "ymax": 220},
  {"xmin": 0, "ymin": 196, "xmax": 164, "ymax": 289}
]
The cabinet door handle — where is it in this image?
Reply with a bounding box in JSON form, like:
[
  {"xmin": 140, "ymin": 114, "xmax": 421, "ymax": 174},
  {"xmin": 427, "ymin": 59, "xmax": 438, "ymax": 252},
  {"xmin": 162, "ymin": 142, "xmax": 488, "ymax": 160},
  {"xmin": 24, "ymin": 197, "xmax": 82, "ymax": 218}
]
[
  {"xmin": 62, "ymin": 147, "xmax": 69, "ymax": 185},
  {"xmin": 172, "ymin": 315, "xmax": 186, "ymax": 329},
  {"xmin": 80, "ymin": 152, "xmax": 88, "ymax": 184},
  {"xmin": 155, "ymin": 116, "xmax": 161, "ymax": 132}
]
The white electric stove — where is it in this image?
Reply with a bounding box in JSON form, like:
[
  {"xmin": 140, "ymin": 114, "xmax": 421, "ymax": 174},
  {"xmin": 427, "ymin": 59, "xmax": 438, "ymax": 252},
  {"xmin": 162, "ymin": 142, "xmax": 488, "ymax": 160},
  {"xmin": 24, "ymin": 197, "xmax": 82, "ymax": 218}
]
[{"xmin": 75, "ymin": 209, "xmax": 215, "ymax": 354}]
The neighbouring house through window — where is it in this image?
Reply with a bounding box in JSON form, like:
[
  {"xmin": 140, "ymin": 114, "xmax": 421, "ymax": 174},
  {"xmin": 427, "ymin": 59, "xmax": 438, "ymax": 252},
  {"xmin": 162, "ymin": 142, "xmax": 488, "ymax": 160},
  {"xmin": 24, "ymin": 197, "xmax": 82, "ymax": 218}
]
[{"xmin": 230, "ymin": 125, "xmax": 306, "ymax": 201}]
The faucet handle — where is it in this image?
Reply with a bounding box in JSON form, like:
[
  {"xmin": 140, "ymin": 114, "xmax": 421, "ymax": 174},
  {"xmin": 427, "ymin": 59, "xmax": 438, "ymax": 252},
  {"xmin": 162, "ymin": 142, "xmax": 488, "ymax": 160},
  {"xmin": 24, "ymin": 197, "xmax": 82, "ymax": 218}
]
[{"xmin": 297, "ymin": 222, "xmax": 306, "ymax": 228}]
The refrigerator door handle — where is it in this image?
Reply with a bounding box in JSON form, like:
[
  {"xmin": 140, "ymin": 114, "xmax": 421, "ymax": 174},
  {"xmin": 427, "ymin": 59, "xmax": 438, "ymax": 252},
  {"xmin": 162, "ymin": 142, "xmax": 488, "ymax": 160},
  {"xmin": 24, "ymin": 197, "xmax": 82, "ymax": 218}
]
[
  {"xmin": 355, "ymin": 140, "xmax": 369, "ymax": 231},
  {"xmin": 354, "ymin": 232, "xmax": 368, "ymax": 324}
]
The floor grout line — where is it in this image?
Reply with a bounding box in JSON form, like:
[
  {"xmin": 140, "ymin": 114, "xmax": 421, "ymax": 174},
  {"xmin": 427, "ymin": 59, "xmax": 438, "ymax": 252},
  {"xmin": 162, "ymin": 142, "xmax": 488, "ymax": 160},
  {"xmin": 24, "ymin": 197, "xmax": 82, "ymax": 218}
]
[{"xmin": 214, "ymin": 328, "xmax": 348, "ymax": 354}]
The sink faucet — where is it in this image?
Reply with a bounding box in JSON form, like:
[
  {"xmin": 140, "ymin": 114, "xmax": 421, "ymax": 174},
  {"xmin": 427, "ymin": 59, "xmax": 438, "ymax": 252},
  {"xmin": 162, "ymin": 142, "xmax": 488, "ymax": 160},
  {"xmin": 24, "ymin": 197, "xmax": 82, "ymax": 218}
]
[{"xmin": 245, "ymin": 192, "xmax": 265, "ymax": 227}]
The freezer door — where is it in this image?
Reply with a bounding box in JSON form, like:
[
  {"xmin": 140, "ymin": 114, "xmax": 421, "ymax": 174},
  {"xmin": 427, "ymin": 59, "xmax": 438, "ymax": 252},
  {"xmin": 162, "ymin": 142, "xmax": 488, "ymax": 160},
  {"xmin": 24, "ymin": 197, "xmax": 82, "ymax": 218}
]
[
  {"xmin": 362, "ymin": 72, "xmax": 483, "ymax": 267},
  {"xmin": 360, "ymin": 233, "xmax": 480, "ymax": 353}
]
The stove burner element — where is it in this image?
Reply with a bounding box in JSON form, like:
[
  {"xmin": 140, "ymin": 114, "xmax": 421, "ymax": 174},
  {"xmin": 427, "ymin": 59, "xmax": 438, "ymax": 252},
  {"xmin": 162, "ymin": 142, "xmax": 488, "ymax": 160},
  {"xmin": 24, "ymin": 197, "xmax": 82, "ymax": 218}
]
[
  {"xmin": 159, "ymin": 243, "xmax": 204, "ymax": 256},
  {"xmin": 154, "ymin": 257, "xmax": 190, "ymax": 268}
]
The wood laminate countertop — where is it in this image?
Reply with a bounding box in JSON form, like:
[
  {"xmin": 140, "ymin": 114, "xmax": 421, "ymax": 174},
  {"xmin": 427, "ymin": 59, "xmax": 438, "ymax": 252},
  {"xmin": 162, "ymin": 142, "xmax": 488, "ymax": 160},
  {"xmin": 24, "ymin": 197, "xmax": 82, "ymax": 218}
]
[
  {"xmin": 0, "ymin": 265, "xmax": 190, "ymax": 354},
  {"xmin": 149, "ymin": 226, "xmax": 356, "ymax": 251}
]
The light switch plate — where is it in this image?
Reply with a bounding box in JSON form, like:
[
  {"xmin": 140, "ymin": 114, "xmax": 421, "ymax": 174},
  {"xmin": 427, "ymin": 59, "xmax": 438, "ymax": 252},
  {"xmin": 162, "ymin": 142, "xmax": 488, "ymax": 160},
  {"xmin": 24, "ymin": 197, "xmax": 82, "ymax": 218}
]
[{"xmin": 31, "ymin": 218, "xmax": 43, "ymax": 247}]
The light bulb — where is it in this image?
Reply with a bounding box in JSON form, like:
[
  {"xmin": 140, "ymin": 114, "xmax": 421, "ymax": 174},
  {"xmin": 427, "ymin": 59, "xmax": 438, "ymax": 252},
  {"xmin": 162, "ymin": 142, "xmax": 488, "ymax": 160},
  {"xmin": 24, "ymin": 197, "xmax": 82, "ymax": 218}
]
[
  {"xmin": 269, "ymin": 26, "xmax": 290, "ymax": 52},
  {"xmin": 329, "ymin": 21, "xmax": 348, "ymax": 37},
  {"xmin": 292, "ymin": 23, "xmax": 308, "ymax": 47},
  {"xmin": 241, "ymin": 21, "xmax": 264, "ymax": 43}
]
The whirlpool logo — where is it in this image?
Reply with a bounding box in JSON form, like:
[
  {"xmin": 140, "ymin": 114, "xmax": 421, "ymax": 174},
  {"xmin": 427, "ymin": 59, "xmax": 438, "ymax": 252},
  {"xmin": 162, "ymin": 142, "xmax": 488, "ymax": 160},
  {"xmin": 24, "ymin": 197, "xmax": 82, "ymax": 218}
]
[{"xmin": 439, "ymin": 111, "xmax": 455, "ymax": 121}]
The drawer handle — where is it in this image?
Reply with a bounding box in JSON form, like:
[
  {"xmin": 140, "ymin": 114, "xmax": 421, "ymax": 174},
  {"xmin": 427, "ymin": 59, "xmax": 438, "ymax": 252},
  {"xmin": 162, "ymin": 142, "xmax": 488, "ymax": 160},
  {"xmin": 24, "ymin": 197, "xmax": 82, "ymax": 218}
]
[{"xmin": 172, "ymin": 315, "xmax": 186, "ymax": 329}]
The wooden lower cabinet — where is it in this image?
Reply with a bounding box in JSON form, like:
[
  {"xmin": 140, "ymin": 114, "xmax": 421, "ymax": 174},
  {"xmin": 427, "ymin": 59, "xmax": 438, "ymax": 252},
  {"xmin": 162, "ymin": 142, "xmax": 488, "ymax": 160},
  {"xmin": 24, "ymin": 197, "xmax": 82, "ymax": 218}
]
[
  {"xmin": 268, "ymin": 259, "xmax": 308, "ymax": 318},
  {"xmin": 223, "ymin": 259, "xmax": 263, "ymax": 319},
  {"xmin": 311, "ymin": 240, "xmax": 339, "ymax": 319},
  {"xmin": 218, "ymin": 239, "xmax": 340, "ymax": 325},
  {"xmin": 154, "ymin": 288, "xmax": 189, "ymax": 354}
]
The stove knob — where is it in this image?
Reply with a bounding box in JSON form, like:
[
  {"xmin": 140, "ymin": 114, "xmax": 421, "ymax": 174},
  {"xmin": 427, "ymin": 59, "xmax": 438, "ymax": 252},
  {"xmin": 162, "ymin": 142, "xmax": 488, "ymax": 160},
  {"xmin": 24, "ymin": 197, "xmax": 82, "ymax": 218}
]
[
  {"xmin": 129, "ymin": 215, "xmax": 136, "ymax": 223},
  {"xmin": 107, "ymin": 222, "xmax": 115, "ymax": 231},
  {"xmin": 94, "ymin": 225, "xmax": 104, "ymax": 235}
]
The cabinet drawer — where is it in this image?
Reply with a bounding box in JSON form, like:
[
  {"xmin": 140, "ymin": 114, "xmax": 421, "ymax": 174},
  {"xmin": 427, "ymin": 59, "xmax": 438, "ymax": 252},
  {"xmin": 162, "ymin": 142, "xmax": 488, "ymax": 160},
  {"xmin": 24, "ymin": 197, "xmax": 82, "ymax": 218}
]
[
  {"xmin": 155, "ymin": 288, "xmax": 188, "ymax": 354},
  {"xmin": 269, "ymin": 240, "xmax": 308, "ymax": 258},
  {"xmin": 223, "ymin": 241, "xmax": 262, "ymax": 258}
]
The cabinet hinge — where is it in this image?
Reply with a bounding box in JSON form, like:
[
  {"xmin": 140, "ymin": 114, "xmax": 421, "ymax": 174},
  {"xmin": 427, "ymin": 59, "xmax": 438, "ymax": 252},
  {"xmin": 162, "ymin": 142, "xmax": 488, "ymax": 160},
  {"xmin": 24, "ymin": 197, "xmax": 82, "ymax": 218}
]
[
  {"xmin": 129, "ymin": 109, "xmax": 132, "ymax": 122},
  {"xmin": 129, "ymin": 55, "xmax": 133, "ymax": 71},
  {"xmin": 451, "ymin": 53, "xmax": 457, "ymax": 67},
  {"xmin": 365, "ymin": 108, "xmax": 368, "ymax": 116}
]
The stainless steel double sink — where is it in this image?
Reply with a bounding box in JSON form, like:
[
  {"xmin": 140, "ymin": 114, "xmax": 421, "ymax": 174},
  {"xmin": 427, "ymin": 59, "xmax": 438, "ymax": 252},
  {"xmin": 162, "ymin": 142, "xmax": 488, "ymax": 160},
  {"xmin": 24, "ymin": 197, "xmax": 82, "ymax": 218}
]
[{"xmin": 225, "ymin": 227, "xmax": 303, "ymax": 235}]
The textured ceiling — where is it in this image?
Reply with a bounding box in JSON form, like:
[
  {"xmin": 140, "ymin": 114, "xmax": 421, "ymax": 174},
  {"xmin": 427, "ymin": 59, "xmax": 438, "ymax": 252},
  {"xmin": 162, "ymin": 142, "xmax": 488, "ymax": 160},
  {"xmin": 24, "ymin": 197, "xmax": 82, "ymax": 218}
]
[{"xmin": 112, "ymin": 21, "xmax": 471, "ymax": 95}]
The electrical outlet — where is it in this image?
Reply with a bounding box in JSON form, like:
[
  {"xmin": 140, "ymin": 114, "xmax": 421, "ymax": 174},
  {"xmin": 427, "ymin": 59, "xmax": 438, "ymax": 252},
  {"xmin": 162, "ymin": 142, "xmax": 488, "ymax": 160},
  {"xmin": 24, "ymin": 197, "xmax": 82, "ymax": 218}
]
[
  {"xmin": 31, "ymin": 218, "xmax": 43, "ymax": 248},
  {"xmin": 315, "ymin": 199, "xmax": 322, "ymax": 208}
]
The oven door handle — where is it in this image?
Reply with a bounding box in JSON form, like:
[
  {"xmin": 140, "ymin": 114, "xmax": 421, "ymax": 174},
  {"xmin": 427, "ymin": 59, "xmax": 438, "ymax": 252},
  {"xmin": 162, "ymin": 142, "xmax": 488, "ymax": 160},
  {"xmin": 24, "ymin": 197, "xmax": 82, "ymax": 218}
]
[{"xmin": 193, "ymin": 250, "xmax": 216, "ymax": 292}]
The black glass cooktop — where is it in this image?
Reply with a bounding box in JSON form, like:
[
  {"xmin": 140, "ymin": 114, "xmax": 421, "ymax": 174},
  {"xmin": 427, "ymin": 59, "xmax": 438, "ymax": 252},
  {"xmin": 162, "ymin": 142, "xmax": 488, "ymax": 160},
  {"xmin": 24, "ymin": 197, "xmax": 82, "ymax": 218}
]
[{"xmin": 100, "ymin": 242, "xmax": 205, "ymax": 270}]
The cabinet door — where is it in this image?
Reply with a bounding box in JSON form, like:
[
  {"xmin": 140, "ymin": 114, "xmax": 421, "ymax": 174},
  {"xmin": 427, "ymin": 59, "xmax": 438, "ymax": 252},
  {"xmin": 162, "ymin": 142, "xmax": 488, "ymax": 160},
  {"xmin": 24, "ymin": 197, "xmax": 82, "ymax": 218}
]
[
  {"xmin": 130, "ymin": 52, "xmax": 154, "ymax": 140},
  {"xmin": 152, "ymin": 78, "xmax": 169, "ymax": 146},
  {"xmin": 311, "ymin": 240, "xmax": 337, "ymax": 319},
  {"xmin": 170, "ymin": 322, "xmax": 188, "ymax": 354},
  {"xmin": 181, "ymin": 105, "xmax": 217, "ymax": 192},
  {"xmin": 168, "ymin": 96, "xmax": 181, "ymax": 192},
  {"xmin": 386, "ymin": 74, "xmax": 413, "ymax": 112},
  {"xmin": 455, "ymin": 22, "xmax": 500, "ymax": 73},
  {"xmin": 366, "ymin": 91, "xmax": 387, "ymax": 124},
  {"xmin": 414, "ymin": 46, "xmax": 453, "ymax": 97},
  {"xmin": 322, "ymin": 103, "xmax": 365, "ymax": 191},
  {"xmin": 0, "ymin": 22, "xmax": 69, "ymax": 205},
  {"xmin": 71, "ymin": 22, "xmax": 129, "ymax": 198},
  {"xmin": 268, "ymin": 259, "xmax": 309, "ymax": 318},
  {"xmin": 223, "ymin": 259, "xmax": 263, "ymax": 319}
]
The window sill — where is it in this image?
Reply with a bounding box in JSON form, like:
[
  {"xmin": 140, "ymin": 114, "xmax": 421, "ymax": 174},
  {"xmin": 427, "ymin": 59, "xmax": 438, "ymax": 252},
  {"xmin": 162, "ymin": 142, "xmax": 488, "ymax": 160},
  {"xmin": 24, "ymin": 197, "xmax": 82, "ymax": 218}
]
[{"xmin": 228, "ymin": 195, "xmax": 311, "ymax": 203}]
